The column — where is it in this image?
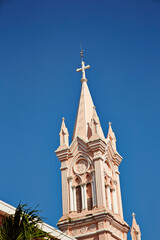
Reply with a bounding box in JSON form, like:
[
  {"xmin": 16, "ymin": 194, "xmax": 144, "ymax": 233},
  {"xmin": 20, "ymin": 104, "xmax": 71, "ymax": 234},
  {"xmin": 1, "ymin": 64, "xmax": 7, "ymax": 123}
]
[
  {"xmin": 107, "ymin": 185, "xmax": 112, "ymax": 210},
  {"xmin": 112, "ymin": 188, "xmax": 118, "ymax": 214},
  {"xmin": 92, "ymin": 172, "xmax": 97, "ymax": 206},
  {"xmin": 91, "ymin": 182, "xmax": 95, "ymax": 207},
  {"xmin": 83, "ymin": 184, "xmax": 87, "ymax": 209},
  {"xmin": 81, "ymin": 185, "xmax": 85, "ymax": 210},
  {"xmin": 69, "ymin": 179, "xmax": 73, "ymax": 212},
  {"xmin": 72, "ymin": 187, "xmax": 77, "ymax": 211},
  {"xmin": 104, "ymin": 184, "xmax": 107, "ymax": 207}
]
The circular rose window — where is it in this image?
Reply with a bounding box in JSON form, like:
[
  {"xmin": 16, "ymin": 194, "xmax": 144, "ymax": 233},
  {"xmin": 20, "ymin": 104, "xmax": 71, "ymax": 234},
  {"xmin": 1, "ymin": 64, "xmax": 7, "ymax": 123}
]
[{"xmin": 74, "ymin": 160, "xmax": 89, "ymax": 175}]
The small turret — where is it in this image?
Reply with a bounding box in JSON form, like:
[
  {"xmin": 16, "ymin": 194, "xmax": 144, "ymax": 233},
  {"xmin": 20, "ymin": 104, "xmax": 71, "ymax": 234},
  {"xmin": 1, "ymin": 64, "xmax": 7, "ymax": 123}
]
[
  {"xmin": 131, "ymin": 213, "xmax": 141, "ymax": 240},
  {"xmin": 107, "ymin": 122, "xmax": 117, "ymax": 151},
  {"xmin": 59, "ymin": 117, "xmax": 69, "ymax": 147}
]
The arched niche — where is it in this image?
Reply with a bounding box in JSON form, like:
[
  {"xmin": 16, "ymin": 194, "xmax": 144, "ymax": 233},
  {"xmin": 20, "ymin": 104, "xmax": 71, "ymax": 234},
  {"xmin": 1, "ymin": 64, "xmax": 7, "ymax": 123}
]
[{"xmin": 73, "ymin": 175, "xmax": 82, "ymax": 187}]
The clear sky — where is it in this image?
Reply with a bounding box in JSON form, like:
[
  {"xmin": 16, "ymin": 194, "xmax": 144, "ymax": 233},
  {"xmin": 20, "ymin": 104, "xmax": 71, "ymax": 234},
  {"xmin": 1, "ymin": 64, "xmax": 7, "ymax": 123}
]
[{"xmin": 0, "ymin": 0, "xmax": 160, "ymax": 239}]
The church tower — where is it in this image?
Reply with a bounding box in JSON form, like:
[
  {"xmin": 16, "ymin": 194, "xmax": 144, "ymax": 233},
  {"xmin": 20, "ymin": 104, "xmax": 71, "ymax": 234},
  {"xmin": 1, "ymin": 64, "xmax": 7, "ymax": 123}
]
[{"xmin": 55, "ymin": 52, "xmax": 139, "ymax": 240}]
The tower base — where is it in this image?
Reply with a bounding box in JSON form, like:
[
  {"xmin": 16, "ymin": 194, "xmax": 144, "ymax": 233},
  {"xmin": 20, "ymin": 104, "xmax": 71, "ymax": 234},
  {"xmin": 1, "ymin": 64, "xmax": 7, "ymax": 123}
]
[{"xmin": 58, "ymin": 210, "xmax": 130, "ymax": 240}]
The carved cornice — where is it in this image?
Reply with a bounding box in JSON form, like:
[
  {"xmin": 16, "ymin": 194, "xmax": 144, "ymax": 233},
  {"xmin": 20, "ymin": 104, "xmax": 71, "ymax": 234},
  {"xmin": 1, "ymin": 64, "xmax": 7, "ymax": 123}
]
[
  {"xmin": 107, "ymin": 141, "xmax": 123, "ymax": 167},
  {"xmin": 88, "ymin": 138, "xmax": 106, "ymax": 154},
  {"xmin": 71, "ymin": 140, "xmax": 89, "ymax": 157},
  {"xmin": 58, "ymin": 211, "xmax": 129, "ymax": 234},
  {"xmin": 55, "ymin": 147, "xmax": 70, "ymax": 162},
  {"xmin": 112, "ymin": 152, "xmax": 123, "ymax": 166}
]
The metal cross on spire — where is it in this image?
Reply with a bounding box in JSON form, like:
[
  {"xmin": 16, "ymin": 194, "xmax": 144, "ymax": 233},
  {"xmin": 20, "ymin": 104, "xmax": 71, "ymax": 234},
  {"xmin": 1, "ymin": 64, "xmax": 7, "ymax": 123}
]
[{"xmin": 76, "ymin": 49, "xmax": 91, "ymax": 81}]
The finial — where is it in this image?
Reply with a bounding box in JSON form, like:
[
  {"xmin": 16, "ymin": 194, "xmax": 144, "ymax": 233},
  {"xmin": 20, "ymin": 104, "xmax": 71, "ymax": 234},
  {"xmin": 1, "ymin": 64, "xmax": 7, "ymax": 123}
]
[
  {"xmin": 132, "ymin": 213, "xmax": 136, "ymax": 218},
  {"xmin": 80, "ymin": 44, "xmax": 84, "ymax": 62},
  {"xmin": 109, "ymin": 122, "xmax": 112, "ymax": 126},
  {"xmin": 76, "ymin": 49, "xmax": 91, "ymax": 81},
  {"xmin": 80, "ymin": 50, "xmax": 84, "ymax": 62},
  {"xmin": 62, "ymin": 117, "xmax": 65, "ymax": 121}
]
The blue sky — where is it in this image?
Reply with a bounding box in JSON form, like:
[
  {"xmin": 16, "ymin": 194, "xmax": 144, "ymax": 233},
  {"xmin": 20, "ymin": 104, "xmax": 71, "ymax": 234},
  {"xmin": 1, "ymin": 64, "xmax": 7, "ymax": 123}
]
[{"xmin": 0, "ymin": 0, "xmax": 160, "ymax": 239}]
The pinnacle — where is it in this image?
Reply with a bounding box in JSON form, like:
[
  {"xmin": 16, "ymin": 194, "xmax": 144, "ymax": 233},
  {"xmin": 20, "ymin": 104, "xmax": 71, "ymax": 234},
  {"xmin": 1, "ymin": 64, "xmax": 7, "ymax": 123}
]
[
  {"xmin": 107, "ymin": 122, "xmax": 117, "ymax": 151},
  {"xmin": 59, "ymin": 117, "xmax": 68, "ymax": 135}
]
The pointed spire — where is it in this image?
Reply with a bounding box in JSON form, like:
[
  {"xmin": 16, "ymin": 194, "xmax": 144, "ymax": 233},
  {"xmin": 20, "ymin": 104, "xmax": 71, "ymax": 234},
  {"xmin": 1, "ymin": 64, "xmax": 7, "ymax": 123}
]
[
  {"xmin": 131, "ymin": 213, "xmax": 141, "ymax": 240},
  {"xmin": 107, "ymin": 122, "xmax": 117, "ymax": 150},
  {"xmin": 59, "ymin": 117, "xmax": 69, "ymax": 146},
  {"xmin": 72, "ymin": 52, "xmax": 105, "ymax": 142}
]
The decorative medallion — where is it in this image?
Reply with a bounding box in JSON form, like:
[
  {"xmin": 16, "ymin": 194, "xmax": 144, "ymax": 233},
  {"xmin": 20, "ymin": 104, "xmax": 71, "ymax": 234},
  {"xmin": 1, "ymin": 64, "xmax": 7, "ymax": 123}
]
[
  {"xmin": 74, "ymin": 159, "xmax": 89, "ymax": 175},
  {"xmin": 80, "ymin": 226, "xmax": 87, "ymax": 234},
  {"xmin": 89, "ymin": 224, "xmax": 96, "ymax": 232},
  {"xmin": 98, "ymin": 221, "xmax": 104, "ymax": 229},
  {"xmin": 72, "ymin": 228, "xmax": 77, "ymax": 235}
]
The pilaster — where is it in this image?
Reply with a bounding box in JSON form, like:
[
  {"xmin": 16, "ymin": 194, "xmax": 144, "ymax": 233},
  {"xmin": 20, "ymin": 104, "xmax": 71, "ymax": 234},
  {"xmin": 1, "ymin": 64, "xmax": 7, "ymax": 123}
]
[
  {"xmin": 112, "ymin": 182, "xmax": 118, "ymax": 214},
  {"xmin": 69, "ymin": 177, "xmax": 73, "ymax": 212},
  {"xmin": 107, "ymin": 185, "xmax": 112, "ymax": 210},
  {"xmin": 114, "ymin": 165, "xmax": 123, "ymax": 219},
  {"xmin": 55, "ymin": 146, "xmax": 70, "ymax": 216},
  {"xmin": 89, "ymin": 137, "xmax": 106, "ymax": 208}
]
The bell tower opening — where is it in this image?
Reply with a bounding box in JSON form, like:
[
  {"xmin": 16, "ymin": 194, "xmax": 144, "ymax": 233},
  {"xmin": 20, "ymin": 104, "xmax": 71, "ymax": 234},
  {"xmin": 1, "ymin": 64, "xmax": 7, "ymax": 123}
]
[
  {"xmin": 86, "ymin": 183, "xmax": 92, "ymax": 210},
  {"xmin": 76, "ymin": 186, "xmax": 82, "ymax": 213}
]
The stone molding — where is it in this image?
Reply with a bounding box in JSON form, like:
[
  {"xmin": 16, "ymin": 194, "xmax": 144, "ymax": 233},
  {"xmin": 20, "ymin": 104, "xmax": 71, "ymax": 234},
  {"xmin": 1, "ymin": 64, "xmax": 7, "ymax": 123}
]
[{"xmin": 58, "ymin": 211, "xmax": 129, "ymax": 234}]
